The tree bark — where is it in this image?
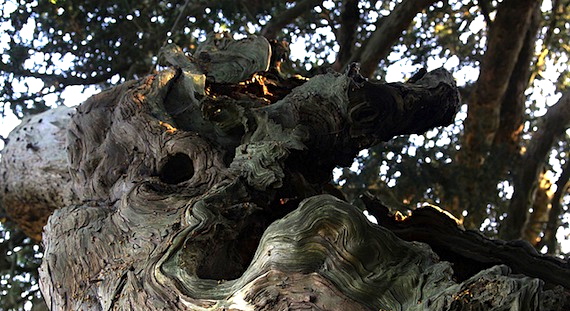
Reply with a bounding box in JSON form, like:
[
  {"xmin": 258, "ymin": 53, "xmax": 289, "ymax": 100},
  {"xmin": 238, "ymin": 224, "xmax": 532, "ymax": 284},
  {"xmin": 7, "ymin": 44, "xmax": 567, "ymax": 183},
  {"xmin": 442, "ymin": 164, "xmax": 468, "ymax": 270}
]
[
  {"xmin": 2, "ymin": 34, "xmax": 569, "ymax": 310},
  {"xmin": 522, "ymin": 172, "xmax": 554, "ymax": 245},
  {"xmin": 363, "ymin": 193, "xmax": 570, "ymax": 290},
  {"xmin": 0, "ymin": 106, "xmax": 78, "ymax": 241},
  {"xmin": 460, "ymin": 0, "xmax": 538, "ymax": 167},
  {"xmin": 491, "ymin": 5, "xmax": 540, "ymax": 157}
]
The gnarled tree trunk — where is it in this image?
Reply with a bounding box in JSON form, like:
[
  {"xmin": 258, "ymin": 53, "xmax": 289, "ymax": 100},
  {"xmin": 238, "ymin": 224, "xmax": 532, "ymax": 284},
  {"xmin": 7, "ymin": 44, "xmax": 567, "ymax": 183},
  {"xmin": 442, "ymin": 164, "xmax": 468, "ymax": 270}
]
[{"xmin": 1, "ymin": 34, "xmax": 569, "ymax": 310}]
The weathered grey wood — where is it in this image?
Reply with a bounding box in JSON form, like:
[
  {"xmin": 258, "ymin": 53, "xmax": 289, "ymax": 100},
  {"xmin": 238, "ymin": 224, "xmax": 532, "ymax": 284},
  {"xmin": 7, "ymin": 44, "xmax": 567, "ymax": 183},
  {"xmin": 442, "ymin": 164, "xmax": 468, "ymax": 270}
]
[
  {"xmin": 0, "ymin": 106, "xmax": 78, "ymax": 240},
  {"xmin": 0, "ymin": 34, "xmax": 558, "ymax": 310}
]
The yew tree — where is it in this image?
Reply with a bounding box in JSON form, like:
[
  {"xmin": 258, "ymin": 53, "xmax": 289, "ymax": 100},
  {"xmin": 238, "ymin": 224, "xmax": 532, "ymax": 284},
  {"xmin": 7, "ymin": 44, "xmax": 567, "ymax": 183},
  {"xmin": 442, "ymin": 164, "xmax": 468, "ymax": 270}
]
[{"xmin": 0, "ymin": 0, "xmax": 569, "ymax": 310}]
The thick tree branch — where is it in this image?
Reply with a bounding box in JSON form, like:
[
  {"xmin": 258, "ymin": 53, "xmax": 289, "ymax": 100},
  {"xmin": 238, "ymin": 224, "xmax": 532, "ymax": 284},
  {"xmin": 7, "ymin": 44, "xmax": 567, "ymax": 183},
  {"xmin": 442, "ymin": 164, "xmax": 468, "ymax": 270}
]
[
  {"xmin": 501, "ymin": 90, "xmax": 570, "ymax": 240},
  {"xmin": 357, "ymin": 0, "xmax": 439, "ymax": 78},
  {"xmin": 260, "ymin": 0, "xmax": 323, "ymax": 39},
  {"xmin": 363, "ymin": 194, "xmax": 570, "ymax": 288},
  {"xmin": 331, "ymin": 0, "xmax": 360, "ymax": 72},
  {"xmin": 458, "ymin": 6, "xmax": 543, "ymax": 228},
  {"xmin": 0, "ymin": 106, "xmax": 78, "ymax": 240}
]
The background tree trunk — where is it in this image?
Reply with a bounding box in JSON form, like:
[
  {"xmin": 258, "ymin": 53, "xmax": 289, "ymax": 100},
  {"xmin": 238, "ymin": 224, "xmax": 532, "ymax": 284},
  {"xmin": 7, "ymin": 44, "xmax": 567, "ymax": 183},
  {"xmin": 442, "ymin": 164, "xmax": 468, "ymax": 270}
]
[{"xmin": 454, "ymin": 0, "xmax": 540, "ymax": 229}]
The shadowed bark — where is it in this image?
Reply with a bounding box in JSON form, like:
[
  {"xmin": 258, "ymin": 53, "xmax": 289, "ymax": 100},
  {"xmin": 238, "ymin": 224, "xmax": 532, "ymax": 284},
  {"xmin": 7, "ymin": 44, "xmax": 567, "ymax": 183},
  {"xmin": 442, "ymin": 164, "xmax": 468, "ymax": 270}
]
[
  {"xmin": 459, "ymin": 4, "xmax": 542, "ymax": 230},
  {"xmin": 522, "ymin": 173, "xmax": 554, "ymax": 245},
  {"xmin": 363, "ymin": 193, "xmax": 570, "ymax": 291},
  {"xmin": 492, "ymin": 5, "xmax": 540, "ymax": 159},
  {"xmin": 2, "ymin": 34, "xmax": 569, "ymax": 310},
  {"xmin": 460, "ymin": 0, "xmax": 538, "ymax": 167}
]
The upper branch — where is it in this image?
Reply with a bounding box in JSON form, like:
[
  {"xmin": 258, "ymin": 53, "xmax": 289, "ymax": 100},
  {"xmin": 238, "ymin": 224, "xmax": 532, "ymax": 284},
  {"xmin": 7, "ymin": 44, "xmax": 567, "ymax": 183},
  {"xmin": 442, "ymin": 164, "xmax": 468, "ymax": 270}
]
[
  {"xmin": 258, "ymin": 66, "xmax": 460, "ymax": 182},
  {"xmin": 332, "ymin": 0, "xmax": 360, "ymax": 72},
  {"xmin": 491, "ymin": 5, "xmax": 541, "ymax": 155},
  {"xmin": 260, "ymin": 0, "xmax": 324, "ymax": 39},
  {"xmin": 357, "ymin": 0, "xmax": 440, "ymax": 78}
]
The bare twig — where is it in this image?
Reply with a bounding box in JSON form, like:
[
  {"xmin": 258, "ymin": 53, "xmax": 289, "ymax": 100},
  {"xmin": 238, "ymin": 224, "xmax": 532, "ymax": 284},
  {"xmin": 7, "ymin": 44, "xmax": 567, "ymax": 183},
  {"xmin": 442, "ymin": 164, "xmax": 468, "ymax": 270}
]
[
  {"xmin": 477, "ymin": 0, "xmax": 493, "ymax": 25},
  {"xmin": 161, "ymin": 0, "xmax": 192, "ymax": 49},
  {"xmin": 529, "ymin": 0, "xmax": 563, "ymax": 86}
]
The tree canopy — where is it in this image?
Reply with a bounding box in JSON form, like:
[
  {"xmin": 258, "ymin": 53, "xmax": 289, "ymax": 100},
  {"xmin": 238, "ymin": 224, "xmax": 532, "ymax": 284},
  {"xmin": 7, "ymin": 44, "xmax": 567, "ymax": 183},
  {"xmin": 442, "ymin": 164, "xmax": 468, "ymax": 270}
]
[{"xmin": 1, "ymin": 0, "xmax": 569, "ymax": 309}]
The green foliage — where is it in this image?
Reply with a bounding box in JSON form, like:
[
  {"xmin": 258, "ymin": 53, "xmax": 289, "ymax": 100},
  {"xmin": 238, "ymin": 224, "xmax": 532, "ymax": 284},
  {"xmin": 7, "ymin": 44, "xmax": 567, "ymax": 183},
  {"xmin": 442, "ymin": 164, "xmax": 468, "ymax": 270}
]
[{"xmin": 0, "ymin": 222, "xmax": 46, "ymax": 310}]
